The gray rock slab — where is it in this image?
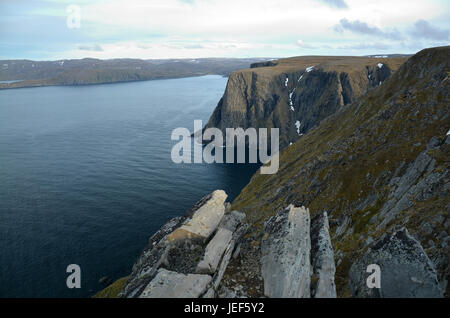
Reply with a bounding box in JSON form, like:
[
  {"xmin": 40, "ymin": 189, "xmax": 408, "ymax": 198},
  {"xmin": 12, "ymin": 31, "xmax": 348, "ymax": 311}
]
[
  {"xmin": 349, "ymin": 228, "xmax": 444, "ymax": 298},
  {"xmin": 139, "ymin": 268, "xmax": 212, "ymax": 298},
  {"xmin": 261, "ymin": 205, "xmax": 311, "ymax": 298}
]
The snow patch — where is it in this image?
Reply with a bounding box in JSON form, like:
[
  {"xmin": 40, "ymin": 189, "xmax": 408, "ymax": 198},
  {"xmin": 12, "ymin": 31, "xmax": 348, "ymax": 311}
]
[
  {"xmin": 289, "ymin": 89, "xmax": 295, "ymax": 111},
  {"xmin": 295, "ymin": 120, "xmax": 301, "ymax": 135},
  {"xmin": 377, "ymin": 63, "xmax": 383, "ymax": 69},
  {"xmin": 306, "ymin": 66, "xmax": 314, "ymax": 72},
  {"xmin": 285, "ymin": 77, "xmax": 289, "ymax": 87},
  {"xmin": 447, "ymin": 129, "xmax": 450, "ymax": 136},
  {"xmin": 298, "ymin": 75, "xmax": 303, "ymax": 82}
]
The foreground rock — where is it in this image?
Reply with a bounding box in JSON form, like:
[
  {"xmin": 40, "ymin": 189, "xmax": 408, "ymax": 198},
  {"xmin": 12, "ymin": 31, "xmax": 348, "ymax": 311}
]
[
  {"xmin": 167, "ymin": 190, "xmax": 227, "ymax": 241},
  {"xmin": 140, "ymin": 269, "xmax": 212, "ymax": 298},
  {"xmin": 118, "ymin": 190, "xmax": 247, "ymax": 298},
  {"xmin": 261, "ymin": 205, "xmax": 311, "ymax": 298},
  {"xmin": 261, "ymin": 205, "xmax": 337, "ymax": 298},
  {"xmin": 350, "ymin": 228, "xmax": 444, "ymax": 298},
  {"xmin": 310, "ymin": 212, "xmax": 337, "ymax": 298}
]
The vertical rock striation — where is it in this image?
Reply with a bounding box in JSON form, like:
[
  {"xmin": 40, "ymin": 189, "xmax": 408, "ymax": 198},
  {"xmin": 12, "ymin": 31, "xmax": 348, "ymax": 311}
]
[
  {"xmin": 310, "ymin": 212, "xmax": 337, "ymax": 298},
  {"xmin": 204, "ymin": 56, "xmax": 406, "ymax": 148}
]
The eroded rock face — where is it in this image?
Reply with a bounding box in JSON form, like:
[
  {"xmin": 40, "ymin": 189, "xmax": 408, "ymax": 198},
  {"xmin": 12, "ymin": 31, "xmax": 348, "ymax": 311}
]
[
  {"xmin": 204, "ymin": 57, "xmax": 405, "ymax": 148},
  {"xmin": 310, "ymin": 212, "xmax": 337, "ymax": 298},
  {"xmin": 349, "ymin": 228, "xmax": 444, "ymax": 298},
  {"xmin": 261, "ymin": 205, "xmax": 311, "ymax": 298}
]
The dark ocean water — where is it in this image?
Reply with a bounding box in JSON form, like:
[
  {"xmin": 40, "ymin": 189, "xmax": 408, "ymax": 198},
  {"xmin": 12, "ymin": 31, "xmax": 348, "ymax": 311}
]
[{"xmin": 0, "ymin": 76, "xmax": 259, "ymax": 298}]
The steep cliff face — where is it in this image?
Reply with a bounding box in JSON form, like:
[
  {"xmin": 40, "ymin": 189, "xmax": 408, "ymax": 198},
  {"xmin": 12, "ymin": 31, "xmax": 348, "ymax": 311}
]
[
  {"xmin": 230, "ymin": 46, "xmax": 449, "ymax": 297},
  {"xmin": 204, "ymin": 56, "xmax": 407, "ymax": 148}
]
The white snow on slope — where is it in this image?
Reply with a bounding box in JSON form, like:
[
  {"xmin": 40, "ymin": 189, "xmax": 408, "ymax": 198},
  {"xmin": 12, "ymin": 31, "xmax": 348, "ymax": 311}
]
[
  {"xmin": 447, "ymin": 129, "xmax": 450, "ymax": 136},
  {"xmin": 295, "ymin": 120, "xmax": 301, "ymax": 135},
  {"xmin": 377, "ymin": 63, "xmax": 383, "ymax": 69},
  {"xmin": 298, "ymin": 75, "xmax": 303, "ymax": 82},
  {"xmin": 306, "ymin": 66, "xmax": 314, "ymax": 72},
  {"xmin": 285, "ymin": 77, "xmax": 289, "ymax": 87}
]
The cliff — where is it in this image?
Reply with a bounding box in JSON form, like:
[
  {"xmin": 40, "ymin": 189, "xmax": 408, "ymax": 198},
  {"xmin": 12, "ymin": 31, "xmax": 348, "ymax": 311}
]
[
  {"xmin": 204, "ymin": 55, "xmax": 407, "ymax": 148},
  {"xmin": 97, "ymin": 46, "xmax": 448, "ymax": 298},
  {"xmin": 230, "ymin": 46, "xmax": 449, "ymax": 297}
]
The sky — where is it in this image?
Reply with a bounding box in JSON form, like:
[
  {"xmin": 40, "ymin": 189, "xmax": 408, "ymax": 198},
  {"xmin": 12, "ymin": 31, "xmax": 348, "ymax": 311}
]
[{"xmin": 0, "ymin": 0, "xmax": 449, "ymax": 60}]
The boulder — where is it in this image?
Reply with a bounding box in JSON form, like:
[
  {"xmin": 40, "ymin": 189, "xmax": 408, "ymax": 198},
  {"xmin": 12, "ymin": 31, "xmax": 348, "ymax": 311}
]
[{"xmin": 349, "ymin": 228, "xmax": 444, "ymax": 298}]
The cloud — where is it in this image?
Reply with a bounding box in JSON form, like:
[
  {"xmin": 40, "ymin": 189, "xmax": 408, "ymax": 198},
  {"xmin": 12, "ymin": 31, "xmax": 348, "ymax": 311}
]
[
  {"xmin": 78, "ymin": 44, "xmax": 104, "ymax": 52},
  {"xmin": 410, "ymin": 19, "xmax": 449, "ymax": 41},
  {"xmin": 334, "ymin": 18, "xmax": 403, "ymax": 40},
  {"xmin": 337, "ymin": 42, "xmax": 391, "ymax": 50},
  {"xmin": 1, "ymin": 0, "xmax": 449, "ymax": 59},
  {"xmin": 317, "ymin": 0, "xmax": 348, "ymax": 9},
  {"xmin": 296, "ymin": 40, "xmax": 317, "ymax": 49}
]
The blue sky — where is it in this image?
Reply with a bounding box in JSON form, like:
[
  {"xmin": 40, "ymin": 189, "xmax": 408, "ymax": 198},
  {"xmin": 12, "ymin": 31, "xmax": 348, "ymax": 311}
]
[{"xmin": 1, "ymin": 0, "xmax": 449, "ymax": 60}]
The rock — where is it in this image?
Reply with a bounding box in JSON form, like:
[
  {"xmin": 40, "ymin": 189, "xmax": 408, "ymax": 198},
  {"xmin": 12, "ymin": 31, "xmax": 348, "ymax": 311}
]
[
  {"xmin": 349, "ymin": 228, "xmax": 444, "ymax": 298},
  {"xmin": 99, "ymin": 276, "xmax": 112, "ymax": 285},
  {"xmin": 197, "ymin": 228, "xmax": 233, "ymax": 274},
  {"xmin": 197, "ymin": 211, "xmax": 245, "ymax": 274},
  {"xmin": 168, "ymin": 190, "xmax": 227, "ymax": 241},
  {"xmin": 310, "ymin": 212, "xmax": 337, "ymax": 298},
  {"xmin": 119, "ymin": 190, "xmax": 228, "ymax": 298},
  {"xmin": 212, "ymin": 224, "xmax": 248, "ymax": 291},
  {"xmin": 139, "ymin": 269, "xmax": 212, "ymax": 298},
  {"xmin": 261, "ymin": 205, "xmax": 311, "ymax": 298}
]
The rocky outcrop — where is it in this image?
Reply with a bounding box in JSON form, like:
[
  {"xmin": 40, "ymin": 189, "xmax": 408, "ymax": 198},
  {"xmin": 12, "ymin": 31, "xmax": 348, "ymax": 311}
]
[
  {"xmin": 204, "ymin": 56, "xmax": 407, "ymax": 148},
  {"xmin": 118, "ymin": 190, "xmax": 248, "ymax": 298},
  {"xmin": 261, "ymin": 205, "xmax": 337, "ymax": 298},
  {"xmin": 349, "ymin": 228, "xmax": 444, "ymax": 298}
]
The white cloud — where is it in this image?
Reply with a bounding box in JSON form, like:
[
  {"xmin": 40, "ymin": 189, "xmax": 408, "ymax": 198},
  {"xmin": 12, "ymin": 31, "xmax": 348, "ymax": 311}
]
[{"xmin": 2, "ymin": 0, "xmax": 449, "ymax": 59}]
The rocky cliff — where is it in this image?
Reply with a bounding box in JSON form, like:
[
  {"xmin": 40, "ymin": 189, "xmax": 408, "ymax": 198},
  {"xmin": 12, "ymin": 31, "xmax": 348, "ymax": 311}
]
[
  {"xmin": 97, "ymin": 46, "xmax": 448, "ymax": 299},
  {"xmin": 204, "ymin": 56, "xmax": 407, "ymax": 148}
]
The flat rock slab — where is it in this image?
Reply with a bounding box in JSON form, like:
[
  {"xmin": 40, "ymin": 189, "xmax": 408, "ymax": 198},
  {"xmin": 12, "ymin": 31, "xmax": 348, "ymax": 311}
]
[
  {"xmin": 197, "ymin": 210, "xmax": 246, "ymax": 274},
  {"xmin": 168, "ymin": 190, "xmax": 227, "ymax": 241},
  {"xmin": 197, "ymin": 228, "xmax": 233, "ymax": 274},
  {"xmin": 261, "ymin": 205, "xmax": 311, "ymax": 298},
  {"xmin": 139, "ymin": 269, "xmax": 212, "ymax": 298}
]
